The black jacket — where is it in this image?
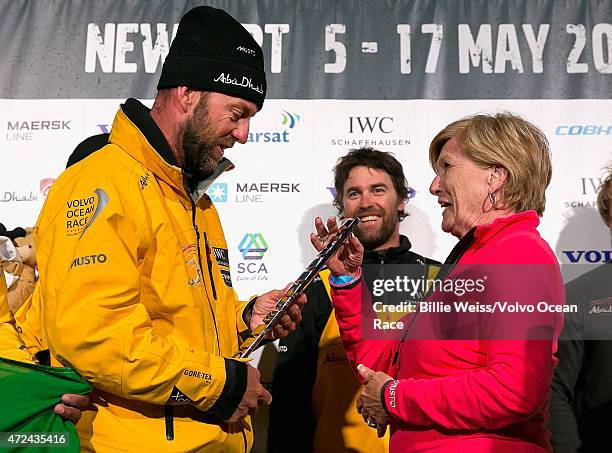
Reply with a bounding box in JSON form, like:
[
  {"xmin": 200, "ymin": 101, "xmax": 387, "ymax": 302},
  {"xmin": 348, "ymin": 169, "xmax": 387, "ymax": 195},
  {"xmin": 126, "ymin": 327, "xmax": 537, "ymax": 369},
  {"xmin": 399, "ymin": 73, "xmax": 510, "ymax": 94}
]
[{"xmin": 549, "ymin": 261, "xmax": 612, "ymax": 453}]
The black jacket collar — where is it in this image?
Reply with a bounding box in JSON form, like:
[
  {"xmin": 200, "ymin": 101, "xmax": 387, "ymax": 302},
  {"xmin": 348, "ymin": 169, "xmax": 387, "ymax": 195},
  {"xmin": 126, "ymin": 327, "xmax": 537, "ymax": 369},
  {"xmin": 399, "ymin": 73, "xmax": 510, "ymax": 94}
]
[
  {"xmin": 121, "ymin": 98, "xmax": 179, "ymax": 168},
  {"xmin": 363, "ymin": 235, "xmax": 426, "ymax": 265}
]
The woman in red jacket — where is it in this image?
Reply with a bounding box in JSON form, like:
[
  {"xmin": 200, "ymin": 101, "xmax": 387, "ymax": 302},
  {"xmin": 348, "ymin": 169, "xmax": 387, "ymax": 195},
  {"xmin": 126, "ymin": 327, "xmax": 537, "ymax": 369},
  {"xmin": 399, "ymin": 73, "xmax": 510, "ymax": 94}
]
[{"xmin": 312, "ymin": 113, "xmax": 564, "ymax": 452}]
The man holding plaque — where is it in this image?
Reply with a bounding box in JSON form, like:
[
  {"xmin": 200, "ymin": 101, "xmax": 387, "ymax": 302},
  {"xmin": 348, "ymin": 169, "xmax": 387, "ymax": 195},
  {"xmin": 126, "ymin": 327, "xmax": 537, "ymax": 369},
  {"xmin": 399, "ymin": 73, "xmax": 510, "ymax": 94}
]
[
  {"xmin": 268, "ymin": 148, "xmax": 440, "ymax": 453},
  {"xmin": 34, "ymin": 6, "xmax": 303, "ymax": 452}
]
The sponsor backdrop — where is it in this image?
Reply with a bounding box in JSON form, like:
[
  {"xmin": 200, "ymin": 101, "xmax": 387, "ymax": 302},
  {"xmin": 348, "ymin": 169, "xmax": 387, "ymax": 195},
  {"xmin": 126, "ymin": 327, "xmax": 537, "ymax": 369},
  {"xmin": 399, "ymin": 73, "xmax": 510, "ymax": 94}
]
[
  {"xmin": 1, "ymin": 1, "xmax": 611, "ymax": 450},
  {"xmin": 1, "ymin": 0, "xmax": 611, "ymax": 290}
]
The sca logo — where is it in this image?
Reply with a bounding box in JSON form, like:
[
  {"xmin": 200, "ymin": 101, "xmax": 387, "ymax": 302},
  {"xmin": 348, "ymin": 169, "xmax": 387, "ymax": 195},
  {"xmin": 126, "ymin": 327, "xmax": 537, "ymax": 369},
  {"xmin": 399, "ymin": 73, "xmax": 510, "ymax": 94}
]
[
  {"xmin": 238, "ymin": 233, "xmax": 268, "ymax": 260},
  {"xmin": 207, "ymin": 183, "xmax": 228, "ymax": 202},
  {"xmin": 247, "ymin": 111, "xmax": 300, "ymax": 144},
  {"xmin": 237, "ymin": 233, "xmax": 269, "ymax": 280}
]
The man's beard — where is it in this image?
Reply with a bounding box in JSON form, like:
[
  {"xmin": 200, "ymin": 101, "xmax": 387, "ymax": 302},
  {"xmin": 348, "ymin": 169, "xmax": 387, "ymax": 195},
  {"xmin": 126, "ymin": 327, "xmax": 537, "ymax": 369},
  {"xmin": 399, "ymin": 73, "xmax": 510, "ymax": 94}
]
[
  {"xmin": 354, "ymin": 209, "xmax": 399, "ymax": 250},
  {"xmin": 179, "ymin": 97, "xmax": 230, "ymax": 182}
]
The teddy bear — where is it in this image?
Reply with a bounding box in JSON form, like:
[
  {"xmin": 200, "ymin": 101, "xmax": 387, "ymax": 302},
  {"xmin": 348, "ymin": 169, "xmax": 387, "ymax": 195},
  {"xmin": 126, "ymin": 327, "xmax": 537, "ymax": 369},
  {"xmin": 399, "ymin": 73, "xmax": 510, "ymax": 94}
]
[{"xmin": 0, "ymin": 224, "xmax": 36, "ymax": 314}]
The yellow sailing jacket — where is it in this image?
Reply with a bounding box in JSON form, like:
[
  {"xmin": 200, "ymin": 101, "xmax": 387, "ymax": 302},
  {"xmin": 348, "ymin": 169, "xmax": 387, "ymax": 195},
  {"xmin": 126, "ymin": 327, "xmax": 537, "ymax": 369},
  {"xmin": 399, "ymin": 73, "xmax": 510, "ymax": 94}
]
[{"xmin": 34, "ymin": 99, "xmax": 253, "ymax": 452}]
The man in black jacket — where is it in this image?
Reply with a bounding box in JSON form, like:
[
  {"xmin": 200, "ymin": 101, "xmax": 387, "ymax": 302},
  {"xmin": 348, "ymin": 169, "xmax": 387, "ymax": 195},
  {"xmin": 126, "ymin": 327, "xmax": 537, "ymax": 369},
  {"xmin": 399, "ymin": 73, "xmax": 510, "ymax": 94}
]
[
  {"xmin": 549, "ymin": 168, "xmax": 612, "ymax": 453},
  {"xmin": 268, "ymin": 148, "xmax": 440, "ymax": 453}
]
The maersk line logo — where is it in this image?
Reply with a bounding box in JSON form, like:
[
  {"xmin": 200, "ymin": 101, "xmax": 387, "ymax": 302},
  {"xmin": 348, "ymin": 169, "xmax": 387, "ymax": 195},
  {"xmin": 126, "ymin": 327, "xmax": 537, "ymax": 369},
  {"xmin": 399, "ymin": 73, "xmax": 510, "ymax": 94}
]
[
  {"xmin": 207, "ymin": 183, "xmax": 228, "ymax": 202},
  {"xmin": 247, "ymin": 111, "xmax": 300, "ymax": 144},
  {"xmin": 238, "ymin": 233, "xmax": 268, "ymax": 260}
]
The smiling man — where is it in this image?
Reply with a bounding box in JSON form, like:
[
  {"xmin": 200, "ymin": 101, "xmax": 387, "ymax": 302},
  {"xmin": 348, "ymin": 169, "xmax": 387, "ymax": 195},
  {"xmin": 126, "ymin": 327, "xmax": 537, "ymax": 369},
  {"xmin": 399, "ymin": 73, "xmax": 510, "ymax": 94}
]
[
  {"xmin": 268, "ymin": 148, "xmax": 440, "ymax": 453},
  {"xmin": 33, "ymin": 6, "xmax": 304, "ymax": 452}
]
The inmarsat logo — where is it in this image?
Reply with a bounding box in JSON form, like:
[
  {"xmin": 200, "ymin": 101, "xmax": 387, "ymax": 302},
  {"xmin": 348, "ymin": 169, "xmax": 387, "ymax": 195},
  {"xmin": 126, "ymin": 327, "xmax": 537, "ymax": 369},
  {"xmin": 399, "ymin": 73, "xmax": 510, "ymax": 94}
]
[
  {"xmin": 281, "ymin": 111, "xmax": 300, "ymax": 129},
  {"xmin": 207, "ymin": 183, "xmax": 228, "ymax": 203},
  {"xmin": 237, "ymin": 233, "xmax": 269, "ymax": 280},
  {"xmin": 247, "ymin": 111, "xmax": 300, "ymax": 143}
]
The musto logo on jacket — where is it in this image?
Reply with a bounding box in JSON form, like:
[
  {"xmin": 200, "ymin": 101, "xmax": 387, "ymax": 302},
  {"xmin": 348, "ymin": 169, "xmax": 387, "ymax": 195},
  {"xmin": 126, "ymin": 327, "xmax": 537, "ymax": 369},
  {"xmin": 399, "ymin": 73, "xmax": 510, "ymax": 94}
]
[{"xmin": 65, "ymin": 188, "xmax": 109, "ymax": 238}]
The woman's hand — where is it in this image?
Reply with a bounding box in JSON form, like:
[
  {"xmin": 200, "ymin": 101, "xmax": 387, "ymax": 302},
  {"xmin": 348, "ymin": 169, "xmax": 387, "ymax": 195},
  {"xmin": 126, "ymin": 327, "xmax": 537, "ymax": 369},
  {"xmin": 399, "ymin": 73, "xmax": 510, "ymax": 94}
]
[
  {"xmin": 310, "ymin": 216, "xmax": 364, "ymax": 277},
  {"xmin": 357, "ymin": 364, "xmax": 393, "ymax": 437}
]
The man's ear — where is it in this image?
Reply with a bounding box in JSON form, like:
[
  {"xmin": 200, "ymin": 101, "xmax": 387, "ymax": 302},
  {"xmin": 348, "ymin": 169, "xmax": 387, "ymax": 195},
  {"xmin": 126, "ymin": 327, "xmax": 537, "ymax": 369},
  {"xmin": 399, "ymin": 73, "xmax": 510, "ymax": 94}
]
[
  {"xmin": 397, "ymin": 197, "xmax": 406, "ymax": 214},
  {"xmin": 176, "ymin": 87, "xmax": 199, "ymax": 114},
  {"xmin": 488, "ymin": 165, "xmax": 508, "ymax": 194}
]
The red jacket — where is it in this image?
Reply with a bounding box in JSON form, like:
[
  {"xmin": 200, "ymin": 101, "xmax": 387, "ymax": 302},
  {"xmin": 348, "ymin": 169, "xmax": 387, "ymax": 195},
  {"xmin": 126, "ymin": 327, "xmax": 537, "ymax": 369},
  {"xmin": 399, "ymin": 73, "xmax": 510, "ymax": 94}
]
[{"xmin": 331, "ymin": 211, "xmax": 564, "ymax": 452}]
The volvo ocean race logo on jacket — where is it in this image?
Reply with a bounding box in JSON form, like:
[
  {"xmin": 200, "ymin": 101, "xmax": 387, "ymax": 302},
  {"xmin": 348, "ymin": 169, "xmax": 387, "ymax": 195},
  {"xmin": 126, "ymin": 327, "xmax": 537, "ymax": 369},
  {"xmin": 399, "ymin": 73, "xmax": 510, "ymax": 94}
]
[{"xmin": 65, "ymin": 188, "xmax": 109, "ymax": 238}]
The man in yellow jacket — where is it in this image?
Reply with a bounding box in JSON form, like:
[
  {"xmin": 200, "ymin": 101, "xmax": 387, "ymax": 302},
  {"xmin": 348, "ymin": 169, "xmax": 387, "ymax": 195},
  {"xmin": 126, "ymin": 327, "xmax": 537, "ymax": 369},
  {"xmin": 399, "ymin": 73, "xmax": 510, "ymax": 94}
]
[{"xmin": 34, "ymin": 6, "xmax": 303, "ymax": 452}]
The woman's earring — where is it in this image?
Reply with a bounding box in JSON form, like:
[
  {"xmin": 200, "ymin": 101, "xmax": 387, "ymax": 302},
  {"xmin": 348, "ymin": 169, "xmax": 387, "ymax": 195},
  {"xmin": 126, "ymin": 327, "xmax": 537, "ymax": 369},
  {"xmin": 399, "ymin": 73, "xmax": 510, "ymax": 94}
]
[{"xmin": 488, "ymin": 191, "xmax": 497, "ymax": 206}]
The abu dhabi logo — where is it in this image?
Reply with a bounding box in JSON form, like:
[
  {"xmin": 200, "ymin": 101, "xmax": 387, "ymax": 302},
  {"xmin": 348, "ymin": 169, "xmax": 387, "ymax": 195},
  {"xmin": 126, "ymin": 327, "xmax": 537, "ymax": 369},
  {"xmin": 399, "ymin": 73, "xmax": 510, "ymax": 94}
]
[
  {"xmin": 40, "ymin": 178, "xmax": 56, "ymax": 197},
  {"xmin": 238, "ymin": 233, "xmax": 269, "ymax": 260},
  {"xmin": 207, "ymin": 183, "xmax": 228, "ymax": 202},
  {"xmin": 247, "ymin": 111, "xmax": 300, "ymax": 144}
]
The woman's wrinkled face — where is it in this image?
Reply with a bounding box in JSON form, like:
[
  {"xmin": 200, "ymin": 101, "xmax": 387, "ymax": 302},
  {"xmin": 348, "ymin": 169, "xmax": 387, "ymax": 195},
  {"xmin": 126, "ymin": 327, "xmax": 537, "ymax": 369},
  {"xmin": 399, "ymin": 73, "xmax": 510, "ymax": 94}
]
[{"xmin": 429, "ymin": 138, "xmax": 491, "ymax": 238}]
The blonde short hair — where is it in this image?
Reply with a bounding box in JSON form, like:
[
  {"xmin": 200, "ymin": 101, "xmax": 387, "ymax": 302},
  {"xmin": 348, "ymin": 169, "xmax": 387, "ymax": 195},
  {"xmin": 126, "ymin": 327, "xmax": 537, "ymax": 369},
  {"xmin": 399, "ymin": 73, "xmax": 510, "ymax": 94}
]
[{"xmin": 429, "ymin": 112, "xmax": 552, "ymax": 216}]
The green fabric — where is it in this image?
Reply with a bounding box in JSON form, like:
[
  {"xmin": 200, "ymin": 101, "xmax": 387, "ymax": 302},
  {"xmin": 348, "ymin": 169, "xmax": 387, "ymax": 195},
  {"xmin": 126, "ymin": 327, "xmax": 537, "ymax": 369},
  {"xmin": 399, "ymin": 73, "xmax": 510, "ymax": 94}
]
[{"xmin": 0, "ymin": 357, "xmax": 91, "ymax": 452}]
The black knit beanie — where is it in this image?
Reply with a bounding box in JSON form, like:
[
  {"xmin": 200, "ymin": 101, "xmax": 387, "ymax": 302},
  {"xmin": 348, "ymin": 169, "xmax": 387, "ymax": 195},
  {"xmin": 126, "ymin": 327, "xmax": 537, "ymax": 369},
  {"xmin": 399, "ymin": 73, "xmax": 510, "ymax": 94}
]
[{"xmin": 157, "ymin": 6, "xmax": 266, "ymax": 110}]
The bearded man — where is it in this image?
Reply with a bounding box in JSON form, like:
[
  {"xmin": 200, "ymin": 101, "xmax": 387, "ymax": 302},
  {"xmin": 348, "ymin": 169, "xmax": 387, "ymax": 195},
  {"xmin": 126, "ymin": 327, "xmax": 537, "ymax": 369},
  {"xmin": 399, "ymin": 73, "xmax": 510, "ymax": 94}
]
[
  {"xmin": 34, "ymin": 6, "xmax": 304, "ymax": 452},
  {"xmin": 268, "ymin": 148, "xmax": 440, "ymax": 453}
]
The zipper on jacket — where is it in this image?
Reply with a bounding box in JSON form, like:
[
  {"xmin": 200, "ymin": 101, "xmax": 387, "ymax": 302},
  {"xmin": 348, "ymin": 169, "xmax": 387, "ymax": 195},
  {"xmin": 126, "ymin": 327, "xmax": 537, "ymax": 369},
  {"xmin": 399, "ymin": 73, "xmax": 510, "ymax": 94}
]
[
  {"xmin": 185, "ymin": 176, "xmax": 221, "ymax": 354},
  {"xmin": 203, "ymin": 232, "xmax": 217, "ymax": 300},
  {"xmin": 164, "ymin": 405, "xmax": 174, "ymax": 440}
]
